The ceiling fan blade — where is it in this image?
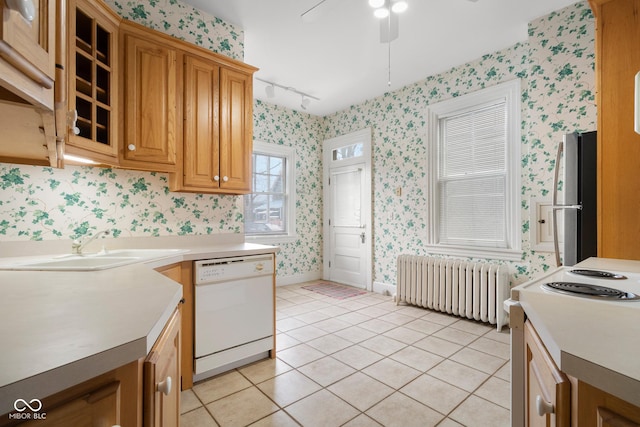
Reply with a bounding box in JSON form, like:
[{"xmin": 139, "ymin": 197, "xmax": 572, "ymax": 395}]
[
  {"xmin": 301, "ymin": 0, "xmax": 336, "ymax": 23},
  {"xmin": 380, "ymin": 13, "xmax": 399, "ymax": 43}
]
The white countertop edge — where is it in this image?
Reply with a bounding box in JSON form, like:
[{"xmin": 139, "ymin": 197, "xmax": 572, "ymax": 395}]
[
  {"xmin": 562, "ymin": 351, "xmax": 640, "ymax": 407},
  {"xmin": 0, "ymin": 338, "xmax": 145, "ymax": 415}
]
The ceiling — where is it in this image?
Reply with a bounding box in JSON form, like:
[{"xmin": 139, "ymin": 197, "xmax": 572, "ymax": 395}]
[{"xmin": 180, "ymin": 0, "xmax": 579, "ymax": 116}]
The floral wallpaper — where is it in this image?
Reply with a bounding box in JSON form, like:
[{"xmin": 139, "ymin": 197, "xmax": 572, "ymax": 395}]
[
  {"xmin": 0, "ymin": 166, "xmax": 242, "ymax": 240},
  {"xmin": 252, "ymin": 101, "xmax": 324, "ymax": 279},
  {"xmin": 0, "ymin": 1, "xmax": 595, "ymax": 287},
  {"xmin": 104, "ymin": 0, "xmax": 243, "ymax": 60}
]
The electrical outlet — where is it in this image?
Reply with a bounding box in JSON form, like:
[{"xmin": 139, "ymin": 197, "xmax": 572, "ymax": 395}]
[{"xmin": 395, "ymin": 187, "xmax": 402, "ymax": 196}]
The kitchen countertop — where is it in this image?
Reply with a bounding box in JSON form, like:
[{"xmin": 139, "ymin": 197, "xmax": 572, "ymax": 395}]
[
  {"xmin": 0, "ymin": 234, "xmax": 278, "ymax": 415},
  {"xmin": 512, "ymin": 257, "xmax": 640, "ymax": 407}
]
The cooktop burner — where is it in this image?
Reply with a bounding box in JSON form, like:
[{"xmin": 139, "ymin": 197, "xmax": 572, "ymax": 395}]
[
  {"xmin": 542, "ymin": 282, "xmax": 640, "ymax": 300},
  {"xmin": 569, "ymin": 269, "xmax": 627, "ymax": 280}
]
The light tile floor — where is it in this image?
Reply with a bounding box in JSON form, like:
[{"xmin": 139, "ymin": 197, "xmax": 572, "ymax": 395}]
[{"xmin": 180, "ymin": 282, "xmax": 511, "ymax": 427}]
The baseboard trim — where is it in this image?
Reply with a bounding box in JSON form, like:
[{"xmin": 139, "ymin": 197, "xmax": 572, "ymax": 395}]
[
  {"xmin": 276, "ymin": 271, "xmax": 323, "ymax": 287},
  {"xmin": 373, "ymin": 280, "xmax": 396, "ymax": 297}
]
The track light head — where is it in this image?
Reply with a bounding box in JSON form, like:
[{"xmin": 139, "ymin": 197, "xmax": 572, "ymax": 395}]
[
  {"xmin": 301, "ymin": 95, "xmax": 311, "ymax": 110},
  {"xmin": 265, "ymin": 84, "xmax": 275, "ymax": 98}
]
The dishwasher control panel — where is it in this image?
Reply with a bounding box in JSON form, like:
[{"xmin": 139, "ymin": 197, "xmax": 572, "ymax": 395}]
[{"xmin": 195, "ymin": 254, "xmax": 274, "ymax": 285}]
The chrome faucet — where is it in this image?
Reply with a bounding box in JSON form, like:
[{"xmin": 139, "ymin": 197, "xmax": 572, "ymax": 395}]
[{"xmin": 71, "ymin": 229, "xmax": 111, "ymax": 255}]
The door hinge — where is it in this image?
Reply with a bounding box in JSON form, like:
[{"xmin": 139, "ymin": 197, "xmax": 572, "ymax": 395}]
[
  {"xmin": 328, "ymin": 177, "xmax": 331, "ymax": 186},
  {"xmin": 329, "ymin": 261, "xmax": 331, "ymax": 268},
  {"xmin": 328, "ymin": 219, "xmax": 331, "ymax": 226}
]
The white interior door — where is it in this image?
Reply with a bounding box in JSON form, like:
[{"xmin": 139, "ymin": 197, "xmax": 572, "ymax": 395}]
[{"xmin": 323, "ymin": 129, "xmax": 372, "ymax": 289}]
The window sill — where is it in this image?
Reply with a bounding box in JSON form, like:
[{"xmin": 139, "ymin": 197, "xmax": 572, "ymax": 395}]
[
  {"xmin": 423, "ymin": 244, "xmax": 523, "ymax": 262},
  {"xmin": 244, "ymin": 234, "xmax": 297, "ymax": 245}
]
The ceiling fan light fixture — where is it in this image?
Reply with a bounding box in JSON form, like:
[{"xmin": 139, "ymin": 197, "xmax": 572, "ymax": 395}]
[
  {"xmin": 368, "ymin": 0, "xmax": 385, "ymax": 8},
  {"xmin": 391, "ymin": 0, "xmax": 408, "ymax": 13},
  {"xmin": 373, "ymin": 7, "xmax": 390, "ymax": 18}
]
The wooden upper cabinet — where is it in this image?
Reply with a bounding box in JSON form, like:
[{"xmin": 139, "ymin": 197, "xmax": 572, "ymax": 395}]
[
  {"xmin": 590, "ymin": 0, "xmax": 640, "ymax": 260},
  {"xmin": 0, "ymin": 0, "xmax": 56, "ymax": 108},
  {"xmin": 178, "ymin": 55, "xmax": 220, "ymax": 191},
  {"xmin": 65, "ymin": 0, "xmax": 120, "ymax": 164},
  {"xmin": 219, "ymin": 67, "xmax": 253, "ymax": 194},
  {"xmin": 170, "ymin": 57, "xmax": 255, "ymax": 194},
  {"xmin": 119, "ymin": 21, "xmax": 179, "ymax": 172}
]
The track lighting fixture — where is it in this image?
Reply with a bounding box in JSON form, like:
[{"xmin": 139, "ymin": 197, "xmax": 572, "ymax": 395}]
[
  {"xmin": 255, "ymin": 77, "xmax": 320, "ymax": 111},
  {"xmin": 265, "ymin": 84, "xmax": 275, "ymax": 98}
]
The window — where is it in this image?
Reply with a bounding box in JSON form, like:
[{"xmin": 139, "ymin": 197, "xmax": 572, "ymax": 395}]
[
  {"xmin": 426, "ymin": 79, "xmax": 522, "ymax": 260},
  {"xmin": 244, "ymin": 141, "xmax": 296, "ymax": 243}
]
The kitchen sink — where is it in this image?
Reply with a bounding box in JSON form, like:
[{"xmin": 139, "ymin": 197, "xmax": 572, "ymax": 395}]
[{"xmin": 0, "ymin": 249, "xmax": 187, "ymax": 271}]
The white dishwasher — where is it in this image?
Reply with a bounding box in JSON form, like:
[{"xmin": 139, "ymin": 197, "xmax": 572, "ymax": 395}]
[{"xmin": 194, "ymin": 254, "xmax": 274, "ymax": 381}]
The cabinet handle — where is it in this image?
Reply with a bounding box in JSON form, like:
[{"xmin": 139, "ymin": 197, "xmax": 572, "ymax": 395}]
[
  {"xmin": 536, "ymin": 395, "xmax": 554, "ymax": 416},
  {"xmin": 68, "ymin": 110, "xmax": 81, "ymax": 135},
  {"xmin": 6, "ymin": 0, "xmax": 35, "ymax": 21},
  {"xmin": 213, "ymin": 175, "xmax": 220, "ymax": 182},
  {"xmin": 222, "ymin": 176, "xmax": 229, "ymax": 182},
  {"xmin": 157, "ymin": 376, "xmax": 172, "ymax": 396},
  {"xmin": 128, "ymin": 144, "xmax": 136, "ymax": 151}
]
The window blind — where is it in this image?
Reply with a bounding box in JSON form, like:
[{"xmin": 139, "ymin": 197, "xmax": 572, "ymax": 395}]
[{"xmin": 438, "ymin": 101, "xmax": 508, "ymax": 247}]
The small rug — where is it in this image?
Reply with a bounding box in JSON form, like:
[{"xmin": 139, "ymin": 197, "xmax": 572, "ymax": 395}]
[{"xmin": 302, "ymin": 281, "xmax": 368, "ymax": 299}]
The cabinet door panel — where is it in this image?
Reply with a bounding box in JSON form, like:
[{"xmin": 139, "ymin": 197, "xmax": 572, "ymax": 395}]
[
  {"xmin": 66, "ymin": 0, "xmax": 120, "ymax": 163},
  {"xmin": 524, "ymin": 321, "xmax": 570, "ymax": 427},
  {"xmin": 183, "ymin": 55, "xmax": 219, "ymax": 189},
  {"xmin": 144, "ymin": 309, "xmax": 181, "ymax": 427},
  {"xmin": 0, "ymin": 0, "xmax": 55, "ymax": 84},
  {"xmin": 122, "ymin": 31, "xmax": 178, "ymax": 170},
  {"xmin": 219, "ymin": 67, "xmax": 252, "ymax": 193}
]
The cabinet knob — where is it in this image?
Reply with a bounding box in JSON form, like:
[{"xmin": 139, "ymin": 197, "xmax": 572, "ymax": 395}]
[
  {"xmin": 6, "ymin": 0, "xmax": 35, "ymax": 21},
  {"xmin": 128, "ymin": 144, "xmax": 136, "ymax": 151},
  {"xmin": 222, "ymin": 176, "xmax": 229, "ymax": 182},
  {"xmin": 213, "ymin": 175, "xmax": 220, "ymax": 182},
  {"xmin": 157, "ymin": 376, "xmax": 172, "ymax": 396},
  {"xmin": 536, "ymin": 395, "xmax": 555, "ymax": 416}
]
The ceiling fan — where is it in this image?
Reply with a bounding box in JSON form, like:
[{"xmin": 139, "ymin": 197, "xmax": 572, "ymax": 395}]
[{"xmin": 301, "ymin": 0, "xmax": 407, "ymax": 43}]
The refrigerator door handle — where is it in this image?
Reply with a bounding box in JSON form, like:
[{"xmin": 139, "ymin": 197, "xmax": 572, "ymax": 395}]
[
  {"xmin": 552, "ymin": 140, "xmax": 564, "ymax": 267},
  {"xmin": 552, "ymin": 204, "xmax": 582, "ymax": 210}
]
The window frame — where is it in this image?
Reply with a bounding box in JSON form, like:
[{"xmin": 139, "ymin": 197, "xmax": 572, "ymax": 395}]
[
  {"xmin": 244, "ymin": 141, "xmax": 297, "ymax": 244},
  {"xmin": 425, "ymin": 79, "xmax": 522, "ymax": 261}
]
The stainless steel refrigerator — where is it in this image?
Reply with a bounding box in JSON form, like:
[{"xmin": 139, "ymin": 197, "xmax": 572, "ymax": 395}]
[{"xmin": 552, "ymin": 131, "xmax": 597, "ymax": 266}]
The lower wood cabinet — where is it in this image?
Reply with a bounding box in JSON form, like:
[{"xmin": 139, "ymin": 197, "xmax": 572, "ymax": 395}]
[
  {"xmin": 12, "ymin": 358, "xmax": 143, "ymax": 427},
  {"xmin": 571, "ymin": 378, "xmax": 640, "ymax": 427},
  {"xmin": 21, "ymin": 381, "xmax": 122, "ymax": 427},
  {"xmin": 144, "ymin": 309, "xmax": 181, "ymax": 427},
  {"xmin": 523, "ymin": 320, "xmax": 640, "ymax": 427},
  {"xmin": 524, "ymin": 320, "xmax": 570, "ymax": 427}
]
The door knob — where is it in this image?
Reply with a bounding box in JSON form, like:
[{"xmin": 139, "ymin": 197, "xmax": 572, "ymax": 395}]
[
  {"xmin": 128, "ymin": 144, "xmax": 136, "ymax": 151},
  {"xmin": 214, "ymin": 175, "xmax": 220, "ymax": 182},
  {"xmin": 360, "ymin": 232, "xmax": 366, "ymax": 244},
  {"xmin": 222, "ymin": 176, "xmax": 229, "ymax": 182}
]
